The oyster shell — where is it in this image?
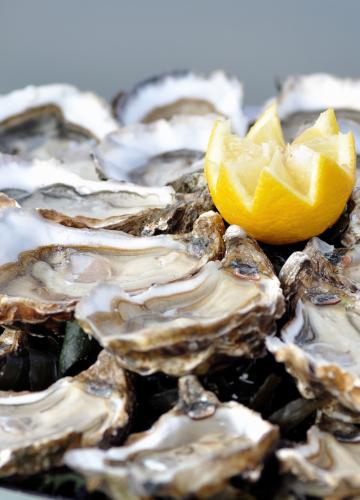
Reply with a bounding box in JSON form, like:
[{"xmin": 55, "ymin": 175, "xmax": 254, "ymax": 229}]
[
  {"xmin": 75, "ymin": 226, "xmax": 284, "ymax": 375},
  {"xmin": 0, "ymin": 84, "xmax": 119, "ymax": 180},
  {"xmin": 342, "ymin": 188, "xmax": 360, "ymax": 247},
  {"xmin": 0, "ymin": 328, "xmax": 25, "ymax": 358},
  {"xmin": 278, "ymin": 426, "xmax": 360, "ymax": 498},
  {"xmin": 113, "ymin": 70, "xmax": 246, "ymax": 134},
  {"xmin": 267, "ymin": 238, "xmax": 360, "ymax": 412},
  {"xmin": 317, "ymin": 401, "xmax": 360, "ymax": 442},
  {"xmin": 65, "ymin": 376, "xmax": 278, "ymax": 499},
  {"xmin": 116, "ymin": 185, "xmax": 215, "ymax": 237},
  {"xmin": 0, "ymin": 193, "xmax": 18, "ymax": 210},
  {"xmin": 95, "ymin": 114, "xmax": 215, "ymax": 186},
  {"xmin": 275, "ymin": 73, "xmax": 360, "ymax": 152},
  {"xmin": 0, "ymin": 153, "xmax": 177, "ymax": 229},
  {"xmin": 0, "ymin": 350, "xmax": 130, "ymax": 476},
  {"xmin": 0, "ymin": 208, "xmax": 224, "ymax": 324}
]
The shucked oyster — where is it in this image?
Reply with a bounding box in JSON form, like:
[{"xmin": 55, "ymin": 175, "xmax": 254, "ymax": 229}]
[
  {"xmin": 113, "ymin": 70, "xmax": 247, "ymax": 134},
  {"xmin": 0, "ymin": 208, "xmax": 224, "ymax": 324},
  {"xmin": 65, "ymin": 376, "xmax": 278, "ymax": 499},
  {"xmin": 0, "ymin": 84, "xmax": 119, "ymax": 179},
  {"xmin": 0, "ymin": 153, "xmax": 177, "ymax": 229},
  {"xmin": 275, "ymin": 73, "xmax": 360, "ymax": 153},
  {"xmin": 0, "ymin": 350, "xmax": 131, "ymax": 477},
  {"xmin": 267, "ymin": 238, "xmax": 360, "ymax": 413},
  {"xmin": 278, "ymin": 426, "xmax": 360, "ymax": 498},
  {"xmin": 95, "ymin": 114, "xmax": 215, "ymax": 186},
  {"xmin": 76, "ymin": 226, "xmax": 284, "ymax": 375}
]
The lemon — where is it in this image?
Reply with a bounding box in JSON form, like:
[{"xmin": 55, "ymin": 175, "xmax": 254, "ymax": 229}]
[{"xmin": 205, "ymin": 105, "xmax": 355, "ymax": 244}]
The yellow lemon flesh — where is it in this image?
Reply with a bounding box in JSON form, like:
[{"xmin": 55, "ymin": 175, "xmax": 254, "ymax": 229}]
[{"xmin": 205, "ymin": 105, "xmax": 355, "ymax": 245}]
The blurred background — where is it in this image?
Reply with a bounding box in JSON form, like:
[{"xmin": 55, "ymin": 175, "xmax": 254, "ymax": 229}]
[{"xmin": 0, "ymin": 0, "xmax": 358, "ymax": 103}]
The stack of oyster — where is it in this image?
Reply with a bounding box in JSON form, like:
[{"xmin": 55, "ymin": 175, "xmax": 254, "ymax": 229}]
[{"xmin": 0, "ymin": 71, "xmax": 360, "ymax": 499}]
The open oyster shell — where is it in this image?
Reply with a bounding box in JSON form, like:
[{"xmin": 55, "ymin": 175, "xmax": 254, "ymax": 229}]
[
  {"xmin": 95, "ymin": 114, "xmax": 215, "ymax": 186},
  {"xmin": 65, "ymin": 376, "xmax": 278, "ymax": 499},
  {"xmin": 0, "ymin": 84, "xmax": 119, "ymax": 180},
  {"xmin": 267, "ymin": 238, "xmax": 360, "ymax": 412},
  {"xmin": 278, "ymin": 426, "xmax": 360, "ymax": 498},
  {"xmin": 275, "ymin": 73, "xmax": 360, "ymax": 152},
  {"xmin": 0, "ymin": 208, "xmax": 224, "ymax": 324},
  {"xmin": 0, "ymin": 153, "xmax": 178, "ymax": 230},
  {"xmin": 113, "ymin": 70, "xmax": 247, "ymax": 134},
  {"xmin": 0, "ymin": 350, "xmax": 131, "ymax": 477},
  {"xmin": 75, "ymin": 226, "xmax": 284, "ymax": 375}
]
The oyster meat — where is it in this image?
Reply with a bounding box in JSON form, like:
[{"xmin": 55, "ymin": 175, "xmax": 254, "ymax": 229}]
[
  {"xmin": 0, "ymin": 208, "xmax": 224, "ymax": 324},
  {"xmin": 275, "ymin": 73, "xmax": 360, "ymax": 153},
  {"xmin": 65, "ymin": 376, "xmax": 278, "ymax": 499},
  {"xmin": 0, "ymin": 350, "xmax": 130, "ymax": 476},
  {"xmin": 0, "ymin": 84, "xmax": 119, "ymax": 179},
  {"xmin": 96, "ymin": 114, "xmax": 215, "ymax": 186},
  {"xmin": 278, "ymin": 426, "xmax": 360, "ymax": 498},
  {"xmin": 113, "ymin": 70, "xmax": 247, "ymax": 134},
  {"xmin": 76, "ymin": 225, "xmax": 284, "ymax": 375},
  {"xmin": 0, "ymin": 153, "xmax": 178, "ymax": 229},
  {"xmin": 267, "ymin": 238, "xmax": 360, "ymax": 412}
]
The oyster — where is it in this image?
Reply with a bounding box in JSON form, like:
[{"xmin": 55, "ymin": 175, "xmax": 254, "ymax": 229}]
[
  {"xmin": 113, "ymin": 70, "xmax": 247, "ymax": 133},
  {"xmin": 278, "ymin": 426, "xmax": 360, "ymax": 498},
  {"xmin": 0, "ymin": 84, "xmax": 119, "ymax": 179},
  {"xmin": 0, "ymin": 350, "xmax": 130, "ymax": 476},
  {"xmin": 75, "ymin": 226, "xmax": 284, "ymax": 375},
  {"xmin": 275, "ymin": 73, "xmax": 360, "ymax": 152},
  {"xmin": 95, "ymin": 114, "xmax": 215, "ymax": 186},
  {"xmin": 267, "ymin": 238, "xmax": 360, "ymax": 412},
  {"xmin": 65, "ymin": 376, "xmax": 278, "ymax": 499},
  {"xmin": 0, "ymin": 153, "xmax": 177, "ymax": 229},
  {"xmin": 0, "ymin": 208, "xmax": 224, "ymax": 324},
  {"xmin": 342, "ymin": 187, "xmax": 360, "ymax": 247}
]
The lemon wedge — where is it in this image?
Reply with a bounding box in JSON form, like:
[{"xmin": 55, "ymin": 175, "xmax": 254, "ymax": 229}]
[{"xmin": 205, "ymin": 105, "xmax": 355, "ymax": 244}]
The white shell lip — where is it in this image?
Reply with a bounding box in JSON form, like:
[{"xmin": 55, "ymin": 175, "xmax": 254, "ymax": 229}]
[
  {"xmin": 114, "ymin": 70, "xmax": 248, "ymax": 135},
  {"xmin": 0, "ymin": 84, "xmax": 119, "ymax": 140},
  {"xmin": 276, "ymin": 73, "xmax": 360, "ymax": 118},
  {"xmin": 0, "ymin": 207, "xmax": 184, "ymax": 266},
  {"xmin": 0, "ymin": 153, "xmax": 175, "ymax": 201},
  {"xmin": 95, "ymin": 114, "xmax": 216, "ymax": 183}
]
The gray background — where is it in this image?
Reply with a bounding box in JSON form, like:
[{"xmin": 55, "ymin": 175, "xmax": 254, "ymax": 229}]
[{"xmin": 0, "ymin": 0, "xmax": 358, "ymax": 105}]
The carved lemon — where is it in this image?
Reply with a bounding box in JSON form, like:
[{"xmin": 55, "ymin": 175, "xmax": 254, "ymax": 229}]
[{"xmin": 205, "ymin": 105, "xmax": 355, "ymax": 244}]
